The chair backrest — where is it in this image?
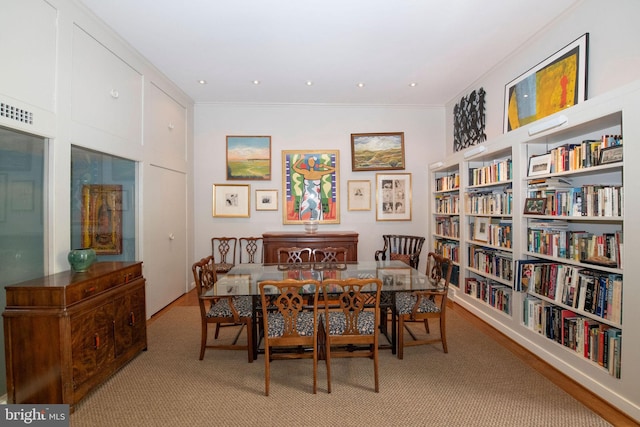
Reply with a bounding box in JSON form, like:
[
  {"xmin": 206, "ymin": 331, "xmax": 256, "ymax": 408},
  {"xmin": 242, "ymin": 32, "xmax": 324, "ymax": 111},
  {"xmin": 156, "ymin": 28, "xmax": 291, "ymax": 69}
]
[
  {"xmin": 426, "ymin": 251, "xmax": 453, "ymax": 293},
  {"xmin": 376, "ymin": 235, "xmax": 425, "ymax": 269},
  {"xmin": 239, "ymin": 237, "xmax": 263, "ymax": 264},
  {"xmin": 192, "ymin": 255, "xmax": 216, "ymax": 315},
  {"xmin": 211, "ymin": 237, "xmax": 237, "ymax": 266},
  {"xmin": 313, "ymin": 247, "xmax": 348, "ymax": 264},
  {"xmin": 277, "ymin": 247, "xmax": 313, "ymax": 265},
  {"xmin": 259, "ymin": 279, "xmax": 320, "ymax": 341},
  {"xmin": 321, "ymin": 278, "xmax": 382, "ymax": 336}
]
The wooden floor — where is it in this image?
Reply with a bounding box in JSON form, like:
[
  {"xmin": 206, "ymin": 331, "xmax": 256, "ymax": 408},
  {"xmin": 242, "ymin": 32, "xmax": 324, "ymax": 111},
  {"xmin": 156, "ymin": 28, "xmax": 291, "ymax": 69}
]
[{"xmin": 152, "ymin": 289, "xmax": 639, "ymax": 426}]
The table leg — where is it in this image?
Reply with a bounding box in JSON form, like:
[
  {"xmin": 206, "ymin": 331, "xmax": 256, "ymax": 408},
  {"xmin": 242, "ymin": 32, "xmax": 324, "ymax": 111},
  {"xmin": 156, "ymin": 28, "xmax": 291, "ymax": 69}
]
[
  {"xmin": 391, "ymin": 293, "xmax": 397, "ymax": 355},
  {"xmin": 252, "ymin": 295, "xmax": 259, "ymax": 360}
]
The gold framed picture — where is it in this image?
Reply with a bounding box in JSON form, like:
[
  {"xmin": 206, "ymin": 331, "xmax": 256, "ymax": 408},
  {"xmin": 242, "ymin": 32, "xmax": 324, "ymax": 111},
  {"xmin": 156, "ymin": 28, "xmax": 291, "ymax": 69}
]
[
  {"xmin": 81, "ymin": 184, "xmax": 123, "ymax": 254},
  {"xmin": 213, "ymin": 184, "xmax": 250, "ymax": 217},
  {"xmin": 347, "ymin": 180, "xmax": 371, "ymax": 211}
]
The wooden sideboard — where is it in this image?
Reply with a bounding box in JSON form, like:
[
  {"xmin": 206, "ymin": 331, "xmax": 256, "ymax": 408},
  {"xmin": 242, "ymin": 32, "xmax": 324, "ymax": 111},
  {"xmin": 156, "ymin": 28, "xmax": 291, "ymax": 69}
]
[
  {"xmin": 3, "ymin": 261, "xmax": 147, "ymax": 409},
  {"xmin": 263, "ymin": 231, "xmax": 358, "ymax": 263}
]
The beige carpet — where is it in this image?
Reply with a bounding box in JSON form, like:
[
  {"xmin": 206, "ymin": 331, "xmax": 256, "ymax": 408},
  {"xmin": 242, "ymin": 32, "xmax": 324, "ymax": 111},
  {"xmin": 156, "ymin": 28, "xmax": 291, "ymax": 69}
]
[{"xmin": 71, "ymin": 306, "xmax": 611, "ymax": 427}]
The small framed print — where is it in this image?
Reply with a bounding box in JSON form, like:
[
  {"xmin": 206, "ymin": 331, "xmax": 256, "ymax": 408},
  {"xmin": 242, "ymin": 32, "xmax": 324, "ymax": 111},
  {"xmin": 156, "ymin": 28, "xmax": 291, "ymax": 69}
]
[
  {"xmin": 473, "ymin": 217, "xmax": 489, "ymax": 242},
  {"xmin": 376, "ymin": 173, "xmax": 411, "ymax": 221},
  {"xmin": 347, "ymin": 180, "xmax": 371, "ymax": 211},
  {"xmin": 213, "ymin": 184, "xmax": 250, "ymax": 217},
  {"xmin": 256, "ymin": 189, "xmax": 278, "ymax": 211},
  {"xmin": 599, "ymin": 146, "xmax": 623, "ymax": 165},
  {"xmin": 523, "ymin": 197, "xmax": 547, "ymax": 215},
  {"xmin": 528, "ymin": 153, "xmax": 552, "ymax": 177}
]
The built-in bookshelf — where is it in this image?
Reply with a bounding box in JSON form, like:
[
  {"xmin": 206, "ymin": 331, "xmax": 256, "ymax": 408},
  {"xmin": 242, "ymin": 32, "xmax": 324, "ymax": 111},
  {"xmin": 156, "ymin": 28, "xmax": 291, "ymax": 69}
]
[
  {"xmin": 432, "ymin": 81, "xmax": 640, "ymax": 420},
  {"xmin": 432, "ymin": 168, "xmax": 460, "ymax": 286},
  {"xmin": 463, "ymin": 149, "xmax": 514, "ymax": 316},
  {"xmin": 519, "ymin": 121, "xmax": 624, "ymax": 378}
]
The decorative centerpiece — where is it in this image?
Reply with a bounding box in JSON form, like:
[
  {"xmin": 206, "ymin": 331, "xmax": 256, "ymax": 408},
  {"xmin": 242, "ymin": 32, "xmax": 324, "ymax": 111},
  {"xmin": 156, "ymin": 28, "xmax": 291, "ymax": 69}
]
[
  {"xmin": 303, "ymin": 220, "xmax": 319, "ymax": 234},
  {"xmin": 68, "ymin": 247, "xmax": 97, "ymax": 272}
]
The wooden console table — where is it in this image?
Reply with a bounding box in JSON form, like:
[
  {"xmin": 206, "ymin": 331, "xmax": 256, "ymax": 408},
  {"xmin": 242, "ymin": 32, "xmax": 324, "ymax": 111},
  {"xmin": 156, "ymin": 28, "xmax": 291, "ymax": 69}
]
[
  {"xmin": 3, "ymin": 261, "xmax": 147, "ymax": 409},
  {"xmin": 263, "ymin": 231, "xmax": 358, "ymax": 263}
]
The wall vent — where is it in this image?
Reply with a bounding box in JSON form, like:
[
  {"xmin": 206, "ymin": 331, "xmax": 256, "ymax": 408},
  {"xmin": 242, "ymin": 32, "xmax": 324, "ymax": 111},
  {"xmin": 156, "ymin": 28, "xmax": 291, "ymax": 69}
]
[{"xmin": 0, "ymin": 102, "xmax": 33, "ymax": 125}]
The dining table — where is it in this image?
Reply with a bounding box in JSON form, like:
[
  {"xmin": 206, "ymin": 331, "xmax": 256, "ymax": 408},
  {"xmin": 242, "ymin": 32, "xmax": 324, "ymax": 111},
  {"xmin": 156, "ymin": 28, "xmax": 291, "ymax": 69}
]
[{"xmin": 206, "ymin": 260, "xmax": 434, "ymax": 360}]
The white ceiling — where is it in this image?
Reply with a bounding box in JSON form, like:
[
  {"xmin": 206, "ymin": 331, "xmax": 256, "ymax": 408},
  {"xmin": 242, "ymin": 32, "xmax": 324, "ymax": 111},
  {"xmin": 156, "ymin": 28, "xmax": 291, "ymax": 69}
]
[{"xmin": 78, "ymin": 0, "xmax": 581, "ymax": 106}]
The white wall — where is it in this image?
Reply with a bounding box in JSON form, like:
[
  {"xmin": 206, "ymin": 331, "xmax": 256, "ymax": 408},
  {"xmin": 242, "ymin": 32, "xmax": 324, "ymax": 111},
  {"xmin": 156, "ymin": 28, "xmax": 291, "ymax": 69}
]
[
  {"xmin": 194, "ymin": 103, "xmax": 444, "ymax": 270},
  {"xmin": 444, "ymin": 0, "xmax": 640, "ymax": 151}
]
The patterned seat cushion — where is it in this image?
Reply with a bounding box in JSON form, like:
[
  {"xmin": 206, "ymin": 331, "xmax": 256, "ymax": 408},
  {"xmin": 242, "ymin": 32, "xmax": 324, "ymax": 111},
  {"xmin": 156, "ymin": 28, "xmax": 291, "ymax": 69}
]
[
  {"xmin": 395, "ymin": 292, "xmax": 440, "ymax": 315},
  {"xmin": 390, "ymin": 253, "xmax": 412, "ymax": 266},
  {"xmin": 323, "ymin": 311, "xmax": 376, "ymax": 336},
  {"xmin": 267, "ymin": 311, "xmax": 316, "ymax": 337},
  {"xmin": 206, "ymin": 296, "xmax": 253, "ymax": 318}
]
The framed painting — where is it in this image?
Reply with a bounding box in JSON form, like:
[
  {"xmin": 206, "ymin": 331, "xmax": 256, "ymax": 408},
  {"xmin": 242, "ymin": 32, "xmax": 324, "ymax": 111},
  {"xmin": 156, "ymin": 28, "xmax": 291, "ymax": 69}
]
[
  {"xmin": 347, "ymin": 180, "xmax": 371, "ymax": 211},
  {"xmin": 523, "ymin": 198, "xmax": 547, "ymax": 215},
  {"xmin": 473, "ymin": 217, "xmax": 489, "ymax": 242},
  {"xmin": 528, "ymin": 153, "xmax": 552, "ymax": 177},
  {"xmin": 375, "ymin": 173, "xmax": 411, "ymax": 221},
  {"xmin": 81, "ymin": 184, "xmax": 123, "ymax": 254},
  {"xmin": 504, "ymin": 33, "xmax": 588, "ymax": 132},
  {"xmin": 226, "ymin": 136, "xmax": 271, "ymax": 180},
  {"xmin": 255, "ymin": 189, "xmax": 278, "ymax": 211},
  {"xmin": 282, "ymin": 150, "xmax": 339, "ymax": 224},
  {"xmin": 351, "ymin": 132, "xmax": 405, "ymax": 171},
  {"xmin": 213, "ymin": 184, "xmax": 250, "ymax": 217}
]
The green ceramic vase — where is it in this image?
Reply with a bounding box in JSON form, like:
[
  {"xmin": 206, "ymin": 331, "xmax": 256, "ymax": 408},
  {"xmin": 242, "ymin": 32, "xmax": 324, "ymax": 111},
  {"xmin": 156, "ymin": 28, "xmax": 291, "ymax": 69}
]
[{"xmin": 68, "ymin": 248, "xmax": 97, "ymax": 272}]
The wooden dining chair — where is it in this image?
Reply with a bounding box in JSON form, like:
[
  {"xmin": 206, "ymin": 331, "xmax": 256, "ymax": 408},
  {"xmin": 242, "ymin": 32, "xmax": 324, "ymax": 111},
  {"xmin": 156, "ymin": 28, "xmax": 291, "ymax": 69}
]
[
  {"xmin": 321, "ymin": 277, "xmax": 382, "ymax": 392},
  {"xmin": 211, "ymin": 237, "xmax": 237, "ymax": 275},
  {"xmin": 394, "ymin": 252, "xmax": 453, "ymax": 359},
  {"xmin": 276, "ymin": 247, "xmax": 313, "ymax": 268},
  {"xmin": 191, "ymin": 256, "xmax": 254, "ymax": 363},
  {"xmin": 375, "ymin": 235, "xmax": 425, "ymax": 269},
  {"xmin": 312, "ymin": 247, "xmax": 348, "ymax": 269},
  {"xmin": 259, "ymin": 279, "xmax": 323, "ymax": 396},
  {"xmin": 239, "ymin": 236, "xmax": 263, "ymax": 264}
]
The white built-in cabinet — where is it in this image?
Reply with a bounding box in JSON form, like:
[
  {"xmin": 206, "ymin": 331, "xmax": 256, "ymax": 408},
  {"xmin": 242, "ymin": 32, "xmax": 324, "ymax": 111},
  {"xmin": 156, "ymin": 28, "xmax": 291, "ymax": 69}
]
[
  {"xmin": 430, "ymin": 80, "xmax": 640, "ymax": 420},
  {"xmin": 71, "ymin": 25, "xmax": 143, "ymax": 148}
]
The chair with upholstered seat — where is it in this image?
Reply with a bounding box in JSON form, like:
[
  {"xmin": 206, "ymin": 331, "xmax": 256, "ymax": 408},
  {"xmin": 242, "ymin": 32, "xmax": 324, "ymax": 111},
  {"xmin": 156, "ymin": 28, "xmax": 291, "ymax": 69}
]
[
  {"xmin": 211, "ymin": 237, "xmax": 237, "ymax": 275},
  {"xmin": 321, "ymin": 277, "xmax": 382, "ymax": 392},
  {"xmin": 259, "ymin": 279, "xmax": 322, "ymax": 396},
  {"xmin": 312, "ymin": 247, "xmax": 348, "ymax": 269},
  {"xmin": 395, "ymin": 252, "xmax": 453, "ymax": 359},
  {"xmin": 239, "ymin": 236, "xmax": 263, "ymax": 264},
  {"xmin": 276, "ymin": 247, "xmax": 313, "ymax": 268},
  {"xmin": 191, "ymin": 255, "xmax": 253, "ymax": 363},
  {"xmin": 374, "ymin": 234, "xmax": 425, "ymax": 269}
]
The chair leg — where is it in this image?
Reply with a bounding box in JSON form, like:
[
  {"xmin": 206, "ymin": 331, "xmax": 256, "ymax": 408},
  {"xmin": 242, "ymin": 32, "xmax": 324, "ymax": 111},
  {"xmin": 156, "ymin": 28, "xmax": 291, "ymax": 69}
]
[
  {"xmin": 373, "ymin": 347, "xmax": 379, "ymax": 393},
  {"xmin": 440, "ymin": 316, "xmax": 448, "ymax": 353},
  {"xmin": 397, "ymin": 316, "xmax": 404, "ymax": 360},
  {"xmin": 326, "ymin": 342, "xmax": 332, "ymax": 393},
  {"xmin": 423, "ymin": 318, "xmax": 430, "ymax": 334},
  {"xmin": 199, "ymin": 322, "xmax": 207, "ymax": 360},
  {"xmin": 264, "ymin": 344, "xmax": 270, "ymax": 396},
  {"xmin": 246, "ymin": 321, "xmax": 254, "ymax": 363},
  {"xmin": 214, "ymin": 323, "xmax": 221, "ymax": 339}
]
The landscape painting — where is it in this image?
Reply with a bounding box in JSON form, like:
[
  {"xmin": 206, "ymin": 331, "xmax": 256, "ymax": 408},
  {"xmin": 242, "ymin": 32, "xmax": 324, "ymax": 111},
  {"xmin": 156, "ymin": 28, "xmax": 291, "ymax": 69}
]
[
  {"xmin": 226, "ymin": 136, "xmax": 271, "ymax": 180},
  {"xmin": 351, "ymin": 132, "xmax": 405, "ymax": 171}
]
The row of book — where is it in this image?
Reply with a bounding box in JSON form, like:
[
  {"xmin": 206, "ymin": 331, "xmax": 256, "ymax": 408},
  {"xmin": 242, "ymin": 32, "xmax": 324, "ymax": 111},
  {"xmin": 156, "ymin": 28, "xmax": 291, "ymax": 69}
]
[
  {"xmin": 433, "ymin": 239, "xmax": 459, "ymax": 263},
  {"xmin": 516, "ymin": 259, "xmax": 622, "ymax": 324},
  {"xmin": 523, "ymin": 297, "xmax": 621, "ymax": 378},
  {"xmin": 434, "ymin": 193, "xmax": 459, "ymax": 214},
  {"xmin": 469, "ymin": 158, "xmax": 512, "ymax": 186},
  {"xmin": 435, "ymin": 173, "xmax": 460, "ymax": 192},
  {"xmin": 526, "ymin": 224, "xmax": 622, "ymax": 269},
  {"xmin": 527, "ymin": 183, "xmax": 623, "ymax": 217},
  {"xmin": 468, "ymin": 246, "xmax": 513, "ymax": 282},
  {"xmin": 470, "ymin": 218, "xmax": 513, "ymax": 249},
  {"xmin": 465, "ymin": 189, "xmax": 513, "ymax": 215},
  {"xmin": 547, "ymin": 135, "xmax": 622, "ymax": 173},
  {"xmin": 435, "ymin": 216, "xmax": 460, "ymax": 238},
  {"xmin": 464, "ymin": 277, "xmax": 512, "ymax": 315}
]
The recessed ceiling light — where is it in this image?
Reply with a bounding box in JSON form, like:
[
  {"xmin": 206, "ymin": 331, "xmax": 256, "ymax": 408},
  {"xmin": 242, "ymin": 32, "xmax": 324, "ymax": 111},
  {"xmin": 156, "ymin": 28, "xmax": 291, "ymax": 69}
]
[
  {"xmin": 409, "ymin": 82, "xmax": 418, "ymax": 87},
  {"xmin": 252, "ymin": 80, "xmax": 261, "ymax": 85},
  {"xmin": 198, "ymin": 79, "xmax": 207, "ymax": 85},
  {"xmin": 306, "ymin": 81, "xmax": 313, "ymax": 86},
  {"xmin": 357, "ymin": 82, "xmax": 365, "ymax": 88}
]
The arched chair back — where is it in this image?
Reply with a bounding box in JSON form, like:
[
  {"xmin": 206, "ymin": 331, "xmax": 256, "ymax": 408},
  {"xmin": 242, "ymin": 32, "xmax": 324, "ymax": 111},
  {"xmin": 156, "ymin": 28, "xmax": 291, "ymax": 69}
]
[
  {"xmin": 211, "ymin": 237, "xmax": 237, "ymax": 274},
  {"xmin": 239, "ymin": 237, "xmax": 263, "ymax": 264},
  {"xmin": 374, "ymin": 234, "xmax": 425, "ymax": 269}
]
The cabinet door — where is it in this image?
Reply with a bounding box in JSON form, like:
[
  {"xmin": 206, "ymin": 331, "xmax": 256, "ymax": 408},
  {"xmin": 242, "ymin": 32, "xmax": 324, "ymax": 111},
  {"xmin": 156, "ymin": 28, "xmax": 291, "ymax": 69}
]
[
  {"xmin": 113, "ymin": 281, "xmax": 147, "ymax": 358},
  {"xmin": 146, "ymin": 83, "xmax": 187, "ymax": 171},
  {"xmin": 70, "ymin": 302, "xmax": 115, "ymax": 390},
  {"xmin": 71, "ymin": 25, "xmax": 143, "ymax": 144}
]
